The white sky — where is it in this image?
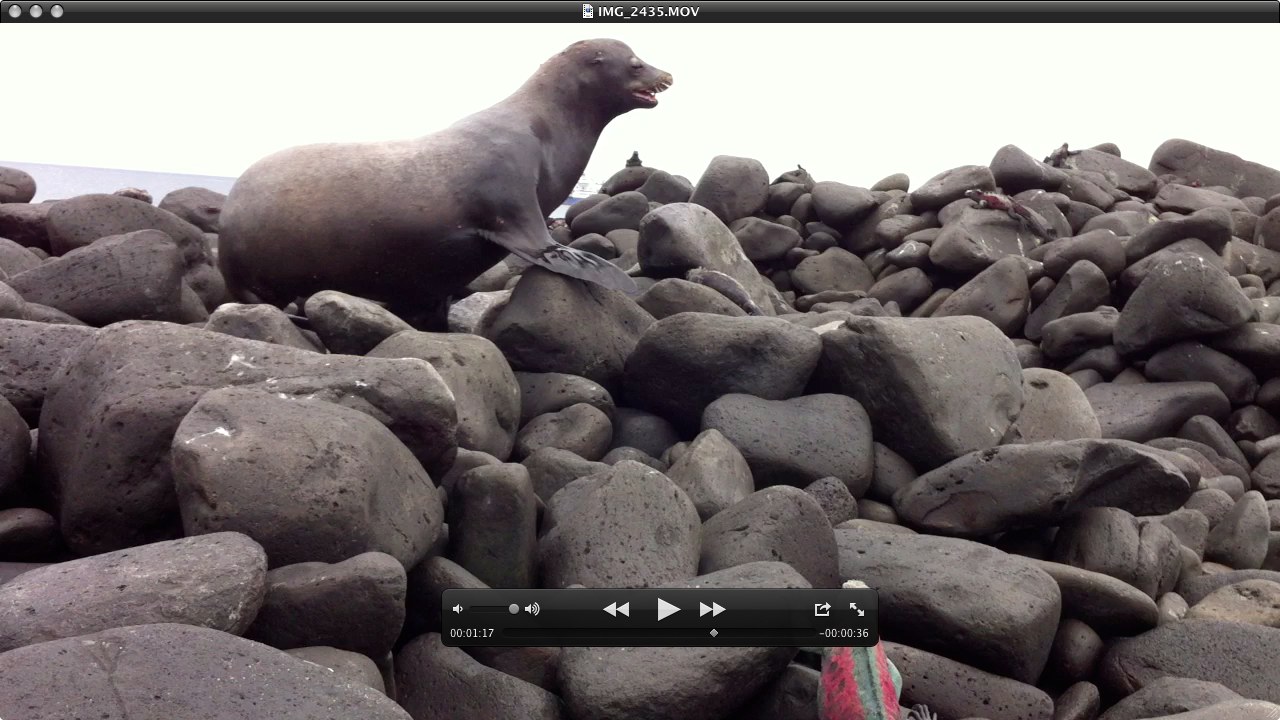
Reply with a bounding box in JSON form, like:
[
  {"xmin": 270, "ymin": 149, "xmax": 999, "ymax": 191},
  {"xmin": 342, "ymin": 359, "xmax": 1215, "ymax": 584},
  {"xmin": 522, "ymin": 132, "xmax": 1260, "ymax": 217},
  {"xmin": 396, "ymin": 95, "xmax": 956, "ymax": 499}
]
[{"xmin": 5, "ymin": 22, "xmax": 1279, "ymax": 189}]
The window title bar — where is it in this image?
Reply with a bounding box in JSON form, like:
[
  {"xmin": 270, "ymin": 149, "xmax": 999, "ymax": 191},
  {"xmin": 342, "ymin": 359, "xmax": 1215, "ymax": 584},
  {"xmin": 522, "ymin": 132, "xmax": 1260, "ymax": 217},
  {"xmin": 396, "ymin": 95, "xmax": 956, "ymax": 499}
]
[{"xmin": 2, "ymin": 1, "xmax": 1276, "ymax": 24}]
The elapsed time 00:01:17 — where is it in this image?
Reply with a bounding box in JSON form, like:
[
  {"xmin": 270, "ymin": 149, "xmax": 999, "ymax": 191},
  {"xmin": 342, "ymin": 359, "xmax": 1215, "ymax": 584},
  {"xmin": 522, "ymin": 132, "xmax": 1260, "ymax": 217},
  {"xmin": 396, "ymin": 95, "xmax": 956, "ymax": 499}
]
[{"xmin": 448, "ymin": 628, "xmax": 496, "ymax": 639}]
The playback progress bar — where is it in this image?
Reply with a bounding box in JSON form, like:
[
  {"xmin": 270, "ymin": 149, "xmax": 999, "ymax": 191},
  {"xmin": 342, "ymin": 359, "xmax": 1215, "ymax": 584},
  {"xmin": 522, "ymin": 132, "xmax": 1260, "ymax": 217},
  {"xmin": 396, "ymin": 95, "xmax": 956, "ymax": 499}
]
[{"xmin": 442, "ymin": 587, "xmax": 879, "ymax": 648}]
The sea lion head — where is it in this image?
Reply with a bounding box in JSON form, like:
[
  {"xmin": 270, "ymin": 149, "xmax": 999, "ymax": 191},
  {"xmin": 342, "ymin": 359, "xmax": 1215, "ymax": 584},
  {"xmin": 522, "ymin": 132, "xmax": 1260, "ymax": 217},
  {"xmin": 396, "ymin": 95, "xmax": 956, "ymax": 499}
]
[{"xmin": 559, "ymin": 38, "xmax": 673, "ymax": 114}]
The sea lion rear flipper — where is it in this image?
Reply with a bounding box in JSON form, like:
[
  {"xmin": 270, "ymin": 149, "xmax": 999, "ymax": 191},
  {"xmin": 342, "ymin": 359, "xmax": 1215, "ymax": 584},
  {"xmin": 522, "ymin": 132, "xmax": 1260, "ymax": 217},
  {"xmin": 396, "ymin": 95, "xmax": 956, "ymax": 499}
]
[{"xmin": 478, "ymin": 229, "xmax": 640, "ymax": 296}]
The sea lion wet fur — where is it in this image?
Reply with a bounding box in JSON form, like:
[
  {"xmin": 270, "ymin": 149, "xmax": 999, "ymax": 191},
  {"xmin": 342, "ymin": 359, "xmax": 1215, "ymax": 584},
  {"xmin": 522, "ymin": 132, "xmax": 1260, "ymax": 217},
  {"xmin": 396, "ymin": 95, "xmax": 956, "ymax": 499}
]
[{"xmin": 218, "ymin": 39, "xmax": 672, "ymax": 327}]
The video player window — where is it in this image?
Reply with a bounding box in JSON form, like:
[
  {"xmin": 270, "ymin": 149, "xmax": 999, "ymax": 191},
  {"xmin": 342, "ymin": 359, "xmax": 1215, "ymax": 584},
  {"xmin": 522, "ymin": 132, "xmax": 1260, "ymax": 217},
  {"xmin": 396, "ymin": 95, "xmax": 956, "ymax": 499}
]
[{"xmin": 1, "ymin": 2, "xmax": 1278, "ymax": 719}]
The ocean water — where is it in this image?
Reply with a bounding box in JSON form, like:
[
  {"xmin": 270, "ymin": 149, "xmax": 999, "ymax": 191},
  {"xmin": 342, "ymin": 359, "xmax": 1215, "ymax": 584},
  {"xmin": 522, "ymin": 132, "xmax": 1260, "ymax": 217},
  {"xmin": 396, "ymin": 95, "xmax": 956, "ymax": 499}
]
[
  {"xmin": 3, "ymin": 160, "xmax": 582, "ymax": 220},
  {"xmin": 2, "ymin": 161, "xmax": 237, "ymax": 204}
]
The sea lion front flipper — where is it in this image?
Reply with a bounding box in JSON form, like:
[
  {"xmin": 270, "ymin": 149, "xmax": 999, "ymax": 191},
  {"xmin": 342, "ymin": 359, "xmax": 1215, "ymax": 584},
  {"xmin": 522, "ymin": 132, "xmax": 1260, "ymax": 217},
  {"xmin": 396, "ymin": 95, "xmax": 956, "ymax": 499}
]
[{"xmin": 477, "ymin": 228, "xmax": 640, "ymax": 296}]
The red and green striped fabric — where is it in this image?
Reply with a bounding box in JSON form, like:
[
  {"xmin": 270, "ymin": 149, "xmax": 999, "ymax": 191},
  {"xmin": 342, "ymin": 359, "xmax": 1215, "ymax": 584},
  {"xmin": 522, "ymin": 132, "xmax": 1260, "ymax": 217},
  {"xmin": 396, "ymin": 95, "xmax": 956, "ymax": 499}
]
[
  {"xmin": 819, "ymin": 641, "xmax": 903, "ymax": 720},
  {"xmin": 816, "ymin": 579, "xmax": 935, "ymax": 720}
]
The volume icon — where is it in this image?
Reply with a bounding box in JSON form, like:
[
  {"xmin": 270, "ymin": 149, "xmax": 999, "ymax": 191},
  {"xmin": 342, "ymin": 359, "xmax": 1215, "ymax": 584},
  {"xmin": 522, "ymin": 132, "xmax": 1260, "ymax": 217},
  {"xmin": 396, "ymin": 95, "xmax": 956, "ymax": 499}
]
[{"xmin": 524, "ymin": 602, "xmax": 540, "ymax": 616}]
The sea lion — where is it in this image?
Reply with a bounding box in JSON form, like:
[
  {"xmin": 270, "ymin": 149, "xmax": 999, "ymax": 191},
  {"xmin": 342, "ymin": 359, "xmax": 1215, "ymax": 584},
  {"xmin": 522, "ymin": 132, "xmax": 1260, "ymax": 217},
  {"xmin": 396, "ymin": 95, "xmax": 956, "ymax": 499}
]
[{"xmin": 218, "ymin": 39, "xmax": 672, "ymax": 327}]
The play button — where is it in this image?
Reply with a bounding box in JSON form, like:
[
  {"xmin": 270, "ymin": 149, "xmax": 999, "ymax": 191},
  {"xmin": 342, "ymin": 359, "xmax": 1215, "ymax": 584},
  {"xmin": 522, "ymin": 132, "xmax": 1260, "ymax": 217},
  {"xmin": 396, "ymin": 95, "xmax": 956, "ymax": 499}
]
[{"xmin": 657, "ymin": 598, "xmax": 680, "ymax": 621}]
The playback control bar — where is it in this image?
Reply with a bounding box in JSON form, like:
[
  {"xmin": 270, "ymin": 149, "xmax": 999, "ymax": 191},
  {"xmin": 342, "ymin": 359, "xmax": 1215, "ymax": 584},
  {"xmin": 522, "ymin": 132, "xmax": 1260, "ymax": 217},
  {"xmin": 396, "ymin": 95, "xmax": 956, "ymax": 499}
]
[{"xmin": 441, "ymin": 587, "xmax": 878, "ymax": 647}]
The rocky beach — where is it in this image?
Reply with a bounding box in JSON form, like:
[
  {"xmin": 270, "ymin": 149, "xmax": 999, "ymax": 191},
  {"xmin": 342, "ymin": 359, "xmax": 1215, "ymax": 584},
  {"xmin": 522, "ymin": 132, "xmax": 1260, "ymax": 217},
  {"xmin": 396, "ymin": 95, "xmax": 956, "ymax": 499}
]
[{"xmin": 2, "ymin": 137, "xmax": 1280, "ymax": 719}]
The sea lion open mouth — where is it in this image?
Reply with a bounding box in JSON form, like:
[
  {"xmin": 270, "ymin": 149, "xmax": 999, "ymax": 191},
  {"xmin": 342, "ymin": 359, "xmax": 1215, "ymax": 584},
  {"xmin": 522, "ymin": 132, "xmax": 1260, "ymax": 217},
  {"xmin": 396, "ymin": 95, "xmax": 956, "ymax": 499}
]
[{"xmin": 632, "ymin": 73, "xmax": 673, "ymax": 106}]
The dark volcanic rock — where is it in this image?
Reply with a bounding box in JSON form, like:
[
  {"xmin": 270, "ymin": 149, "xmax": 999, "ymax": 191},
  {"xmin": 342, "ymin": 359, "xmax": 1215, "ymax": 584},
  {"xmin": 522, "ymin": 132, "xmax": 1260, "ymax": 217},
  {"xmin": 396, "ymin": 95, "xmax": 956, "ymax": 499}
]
[
  {"xmin": 700, "ymin": 485, "xmax": 838, "ymax": 588},
  {"xmin": 636, "ymin": 169, "xmax": 693, "ymax": 204},
  {"xmin": 172, "ymin": 387, "xmax": 445, "ymax": 569},
  {"xmin": 816, "ymin": 315, "xmax": 1023, "ymax": 470},
  {"xmin": 689, "ymin": 155, "xmax": 770, "ymax": 224},
  {"xmin": 895, "ymin": 439, "xmax": 1189, "ymax": 537},
  {"xmin": 608, "ymin": 407, "xmax": 679, "ymax": 459},
  {"xmin": 1114, "ymin": 255, "xmax": 1253, "ymax": 356},
  {"xmin": 637, "ymin": 202, "xmax": 783, "ymax": 315},
  {"xmin": 701, "ymin": 393, "xmax": 873, "ymax": 495},
  {"xmin": 931, "ymin": 255, "xmax": 1030, "ymax": 336},
  {"xmin": 7, "ymin": 229, "xmax": 204, "ymax": 325},
  {"xmin": 0, "ymin": 202, "xmax": 51, "ymax": 251},
  {"xmin": 204, "ymin": 303, "xmax": 319, "ymax": 351},
  {"xmin": 836, "ymin": 529, "xmax": 1061, "ymax": 684},
  {"xmin": 1032, "ymin": 559, "xmax": 1159, "ymax": 636},
  {"xmin": 39, "ymin": 321, "xmax": 456, "ymax": 556},
  {"xmin": 804, "ymin": 476, "xmax": 859, "ymax": 526},
  {"xmin": 1210, "ymin": 323, "xmax": 1280, "ymax": 378},
  {"xmin": 570, "ymin": 190, "xmax": 650, "ymax": 237},
  {"xmin": 791, "ymin": 247, "xmax": 875, "ymax": 295},
  {"xmin": 486, "ymin": 267, "xmax": 654, "ymax": 391},
  {"xmin": 665, "ymin": 428, "xmax": 753, "ymax": 520},
  {"xmin": 0, "ymin": 532, "xmax": 266, "ymax": 652},
  {"xmin": 733, "ymin": 663, "xmax": 819, "ymax": 720},
  {"xmin": 886, "ymin": 642, "xmax": 1054, "ymax": 720},
  {"xmin": 1055, "ymin": 507, "xmax": 1184, "ymax": 599},
  {"xmin": 730, "ymin": 217, "xmax": 802, "ymax": 262},
  {"xmin": 44, "ymin": 193, "xmax": 223, "ymax": 309},
  {"xmin": 1023, "ymin": 259, "xmax": 1111, "ymax": 341},
  {"xmin": 1178, "ymin": 569, "xmax": 1280, "ymax": 605},
  {"xmin": 539, "ymin": 461, "xmax": 700, "ymax": 588},
  {"xmin": 867, "ymin": 267, "xmax": 932, "ymax": 313},
  {"xmin": 1085, "ymin": 381, "xmax": 1230, "ymax": 442},
  {"xmin": 1099, "ymin": 619, "xmax": 1280, "ymax": 703},
  {"xmin": 522, "ymin": 447, "xmax": 609, "ymax": 504},
  {"xmin": 1040, "ymin": 308, "xmax": 1117, "ymax": 360},
  {"xmin": 991, "ymin": 144, "xmax": 1068, "ymax": 194},
  {"xmin": 302, "ymin": 290, "xmax": 412, "ymax": 355},
  {"xmin": 369, "ymin": 330, "xmax": 519, "ymax": 460},
  {"xmin": 446, "ymin": 463, "xmax": 538, "ymax": 588},
  {"xmin": 636, "ymin": 277, "xmax": 748, "ymax": 319},
  {"xmin": 1149, "ymin": 138, "xmax": 1280, "ymax": 199},
  {"xmin": 0, "ymin": 319, "xmax": 96, "ymax": 424},
  {"xmin": 810, "ymin": 181, "xmax": 878, "ymax": 229},
  {"xmin": 286, "ymin": 646, "xmax": 386, "ymax": 694},
  {"xmin": 245, "ymin": 552, "xmax": 406, "ymax": 659},
  {"xmin": 0, "ymin": 397, "xmax": 28, "ymax": 500},
  {"xmin": 515, "ymin": 371, "xmax": 613, "ymax": 426},
  {"xmin": 1186, "ymin": 578, "xmax": 1280, "ymax": 625},
  {"xmin": 930, "ymin": 206, "xmax": 1043, "ymax": 274},
  {"xmin": 395, "ymin": 632, "xmax": 562, "ymax": 720},
  {"xmin": 158, "ymin": 186, "xmax": 225, "ymax": 233},
  {"xmin": 1060, "ymin": 148, "xmax": 1158, "ymax": 197},
  {"xmin": 514, "ymin": 403, "xmax": 613, "ymax": 461},
  {"xmin": 1004, "ymin": 368, "xmax": 1102, "ymax": 443},
  {"xmin": 0, "ymin": 237, "xmax": 42, "ymax": 277},
  {"xmin": 1049, "ymin": 618, "xmax": 1104, "ymax": 683},
  {"xmin": 0, "ymin": 167, "xmax": 36, "ymax": 204},
  {"xmin": 1125, "ymin": 207, "xmax": 1234, "ymax": 262},
  {"xmin": 0, "ymin": 623, "xmax": 411, "ymax": 720},
  {"xmin": 45, "ymin": 192, "xmax": 206, "ymax": 258},
  {"xmin": 0, "ymin": 508, "xmax": 59, "ymax": 561},
  {"xmin": 1205, "ymin": 491, "xmax": 1271, "ymax": 569},
  {"xmin": 1040, "ymin": 229, "xmax": 1127, "ymax": 280},
  {"xmin": 1097, "ymin": 676, "xmax": 1243, "ymax": 720},
  {"xmin": 1145, "ymin": 342, "xmax": 1258, "ymax": 406},
  {"xmin": 909, "ymin": 165, "xmax": 996, "ymax": 212},
  {"xmin": 624, "ymin": 313, "xmax": 821, "ymax": 435}
]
